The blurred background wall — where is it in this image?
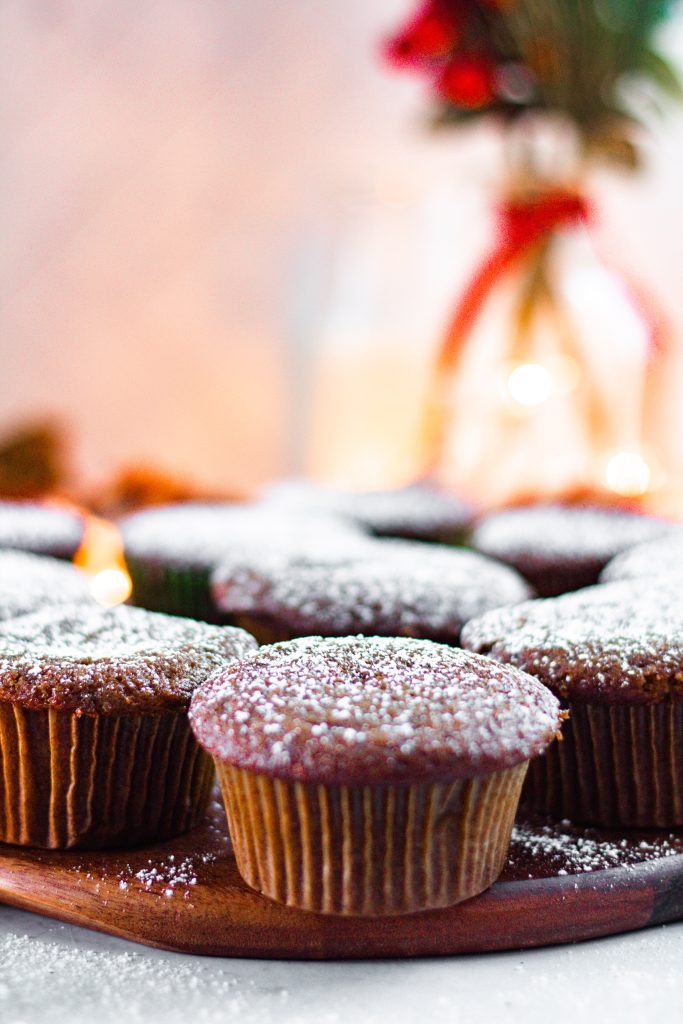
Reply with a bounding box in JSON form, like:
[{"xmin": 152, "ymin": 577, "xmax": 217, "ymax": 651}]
[{"xmin": 2, "ymin": 0, "xmax": 683, "ymax": 496}]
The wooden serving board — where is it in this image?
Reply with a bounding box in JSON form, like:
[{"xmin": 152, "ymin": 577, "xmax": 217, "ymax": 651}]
[{"xmin": 1, "ymin": 796, "xmax": 682, "ymax": 959}]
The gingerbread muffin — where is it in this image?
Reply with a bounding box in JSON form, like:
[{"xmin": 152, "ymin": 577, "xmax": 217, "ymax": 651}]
[
  {"xmin": 600, "ymin": 532, "xmax": 683, "ymax": 584},
  {"xmin": 0, "ymin": 501, "xmax": 85, "ymax": 561},
  {"xmin": 121, "ymin": 502, "xmax": 367, "ymax": 623},
  {"xmin": 0, "ymin": 551, "xmax": 93, "ymax": 621},
  {"xmin": 190, "ymin": 636, "xmax": 561, "ymax": 916},
  {"xmin": 0, "ymin": 603, "xmax": 256, "ymax": 849},
  {"xmin": 263, "ymin": 480, "xmax": 475, "ymax": 544},
  {"xmin": 462, "ymin": 582, "xmax": 683, "ymax": 827},
  {"xmin": 470, "ymin": 503, "xmax": 675, "ymax": 597},
  {"xmin": 211, "ymin": 540, "xmax": 533, "ymax": 646}
]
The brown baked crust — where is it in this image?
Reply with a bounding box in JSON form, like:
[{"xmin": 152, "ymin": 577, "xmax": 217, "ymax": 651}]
[
  {"xmin": 189, "ymin": 635, "xmax": 561, "ymax": 785},
  {"xmin": 461, "ymin": 581, "xmax": 683, "ymax": 705},
  {"xmin": 0, "ymin": 603, "xmax": 257, "ymax": 713},
  {"xmin": 471, "ymin": 504, "xmax": 676, "ymax": 597},
  {"xmin": 0, "ymin": 500, "xmax": 85, "ymax": 560},
  {"xmin": 0, "ymin": 551, "xmax": 93, "ymax": 621},
  {"xmin": 211, "ymin": 540, "xmax": 532, "ymax": 643},
  {"xmin": 262, "ymin": 480, "xmax": 475, "ymax": 542}
]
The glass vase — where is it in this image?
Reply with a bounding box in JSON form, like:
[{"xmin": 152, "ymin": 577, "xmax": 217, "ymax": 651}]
[{"xmin": 429, "ymin": 180, "xmax": 666, "ymax": 507}]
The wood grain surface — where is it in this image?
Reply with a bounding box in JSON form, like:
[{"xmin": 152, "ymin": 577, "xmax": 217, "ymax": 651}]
[{"xmin": 1, "ymin": 796, "xmax": 682, "ymax": 958}]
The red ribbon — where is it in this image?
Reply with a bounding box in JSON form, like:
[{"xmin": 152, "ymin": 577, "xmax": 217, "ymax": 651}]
[
  {"xmin": 436, "ymin": 190, "xmax": 591, "ymax": 374},
  {"xmin": 421, "ymin": 187, "xmax": 668, "ymax": 474}
]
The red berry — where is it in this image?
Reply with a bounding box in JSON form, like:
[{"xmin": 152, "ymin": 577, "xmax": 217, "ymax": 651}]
[
  {"xmin": 384, "ymin": 2, "xmax": 460, "ymax": 69},
  {"xmin": 437, "ymin": 55, "xmax": 495, "ymax": 107}
]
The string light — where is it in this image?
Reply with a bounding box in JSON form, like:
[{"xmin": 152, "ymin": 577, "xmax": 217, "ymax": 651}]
[
  {"xmin": 502, "ymin": 356, "xmax": 580, "ymax": 412},
  {"xmin": 604, "ymin": 450, "xmax": 652, "ymax": 497},
  {"xmin": 506, "ymin": 362, "xmax": 554, "ymax": 407},
  {"xmin": 89, "ymin": 568, "xmax": 132, "ymax": 608},
  {"xmin": 75, "ymin": 516, "xmax": 132, "ymax": 608}
]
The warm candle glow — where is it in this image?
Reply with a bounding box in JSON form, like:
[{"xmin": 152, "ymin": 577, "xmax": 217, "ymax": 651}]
[
  {"xmin": 89, "ymin": 568, "xmax": 133, "ymax": 608},
  {"xmin": 505, "ymin": 362, "xmax": 554, "ymax": 408},
  {"xmin": 604, "ymin": 450, "xmax": 652, "ymax": 497},
  {"xmin": 502, "ymin": 355, "xmax": 580, "ymax": 414},
  {"xmin": 74, "ymin": 516, "xmax": 132, "ymax": 608}
]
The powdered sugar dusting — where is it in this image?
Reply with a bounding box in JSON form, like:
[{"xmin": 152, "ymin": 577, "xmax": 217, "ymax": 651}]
[
  {"xmin": 211, "ymin": 533, "xmax": 392, "ymax": 613},
  {"xmin": 601, "ymin": 534, "xmax": 683, "ymax": 584},
  {"xmin": 190, "ymin": 635, "xmax": 561, "ymax": 783},
  {"xmin": 0, "ymin": 500, "xmax": 84, "ymax": 557},
  {"xmin": 509, "ymin": 819, "xmax": 681, "ymax": 878},
  {"xmin": 462, "ymin": 580, "xmax": 683, "ymax": 703},
  {"xmin": 213, "ymin": 541, "xmax": 532, "ymax": 641},
  {"xmin": 121, "ymin": 502, "xmax": 369, "ymax": 570},
  {"xmin": 472, "ymin": 504, "xmax": 676, "ymax": 564},
  {"xmin": 0, "ymin": 551, "xmax": 93, "ymax": 621},
  {"xmin": 0, "ymin": 931, "xmax": 263, "ymax": 1023},
  {"xmin": 76, "ymin": 851, "xmax": 220, "ymax": 900},
  {"xmin": 262, "ymin": 479, "xmax": 474, "ymax": 540},
  {"xmin": 0, "ymin": 603, "xmax": 257, "ymax": 713}
]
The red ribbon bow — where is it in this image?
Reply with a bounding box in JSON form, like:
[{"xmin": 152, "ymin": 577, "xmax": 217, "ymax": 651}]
[{"xmin": 437, "ymin": 189, "xmax": 591, "ymax": 374}]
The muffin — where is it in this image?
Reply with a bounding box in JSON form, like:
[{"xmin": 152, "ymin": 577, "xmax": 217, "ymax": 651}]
[
  {"xmin": 0, "ymin": 551, "xmax": 93, "ymax": 621},
  {"xmin": 600, "ymin": 533, "xmax": 683, "ymax": 584},
  {"xmin": 190, "ymin": 636, "xmax": 561, "ymax": 916},
  {"xmin": 263, "ymin": 479, "xmax": 475, "ymax": 544},
  {"xmin": 470, "ymin": 503, "xmax": 678, "ymax": 597},
  {"xmin": 0, "ymin": 500, "xmax": 85, "ymax": 560},
  {"xmin": 211, "ymin": 540, "xmax": 533, "ymax": 646},
  {"xmin": 462, "ymin": 582, "xmax": 683, "ymax": 827},
  {"xmin": 0, "ymin": 603, "xmax": 256, "ymax": 849},
  {"xmin": 121, "ymin": 502, "xmax": 368, "ymax": 623}
]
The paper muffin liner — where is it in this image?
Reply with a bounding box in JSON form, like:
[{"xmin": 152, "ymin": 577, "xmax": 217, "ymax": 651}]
[
  {"xmin": 522, "ymin": 700, "xmax": 683, "ymax": 827},
  {"xmin": 228, "ymin": 613, "xmax": 295, "ymax": 646},
  {"xmin": 125, "ymin": 555, "xmax": 221, "ymax": 623},
  {"xmin": 0, "ymin": 703, "xmax": 214, "ymax": 849},
  {"xmin": 216, "ymin": 761, "xmax": 528, "ymax": 916}
]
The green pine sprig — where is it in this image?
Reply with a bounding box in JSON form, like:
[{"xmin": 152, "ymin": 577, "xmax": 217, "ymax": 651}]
[{"xmin": 432, "ymin": 0, "xmax": 681, "ymax": 165}]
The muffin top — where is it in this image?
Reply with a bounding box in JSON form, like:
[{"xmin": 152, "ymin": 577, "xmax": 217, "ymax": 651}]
[
  {"xmin": 211, "ymin": 534, "xmax": 383, "ymax": 611},
  {"xmin": 263, "ymin": 480, "xmax": 475, "ymax": 542},
  {"xmin": 212, "ymin": 540, "xmax": 532, "ymax": 643},
  {"xmin": 461, "ymin": 581, "xmax": 683, "ymax": 705},
  {"xmin": 0, "ymin": 603, "xmax": 257, "ymax": 713},
  {"xmin": 601, "ymin": 533, "xmax": 683, "ymax": 584},
  {"xmin": 0, "ymin": 501, "xmax": 85, "ymax": 560},
  {"xmin": 121, "ymin": 501, "xmax": 368, "ymax": 571},
  {"xmin": 471, "ymin": 503, "xmax": 675, "ymax": 596},
  {"xmin": 190, "ymin": 635, "xmax": 561, "ymax": 784},
  {"xmin": 0, "ymin": 551, "xmax": 93, "ymax": 622}
]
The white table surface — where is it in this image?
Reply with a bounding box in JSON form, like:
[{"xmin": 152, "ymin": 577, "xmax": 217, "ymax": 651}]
[{"xmin": 1, "ymin": 907, "xmax": 682, "ymax": 1024}]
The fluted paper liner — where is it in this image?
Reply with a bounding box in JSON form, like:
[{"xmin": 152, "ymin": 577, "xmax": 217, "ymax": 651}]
[
  {"xmin": 125, "ymin": 555, "xmax": 220, "ymax": 623},
  {"xmin": 229, "ymin": 614, "xmax": 294, "ymax": 647},
  {"xmin": 217, "ymin": 761, "xmax": 528, "ymax": 916},
  {"xmin": 523, "ymin": 700, "xmax": 683, "ymax": 827},
  {"xmin": 0, "ymin": 703, "xmax": 214, "ymax": 849}
]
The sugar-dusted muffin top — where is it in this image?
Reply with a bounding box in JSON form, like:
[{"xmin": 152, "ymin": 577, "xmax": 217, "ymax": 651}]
[
  {"xmin": 0, "ymin": 551, "xmax": 93, "ymax": 622},
  {"xmin": 461, "ymin": 581, "xmax": 683, "ymax": 705},
  {"xmin": 601, "ymin": 533, "xmax": 683, "ymax": 584},
  {"xmin": 470, "ymin": 503, "xmax": 676, "ymax": 597},
  {"xmin": 0, "ymin": 603, "xmax": 257, "ymax": 714},
  {"xmin": 262, "ymin": 480, "xmax": 475, "ymax": 542},
  {"xmin": 0, "ymin": 501, "xmax": 85, "ymax": 560},
  {"xmin": 190, "ymin": 636, "xmax": 561, "ymax": 784},
  {"xmin": 121, "ymin": 501, "xmax": 369, "ymax": 572},
  {"xmin": 212, "ymin": 540, "xmax": 533, "ymax": 643}
]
